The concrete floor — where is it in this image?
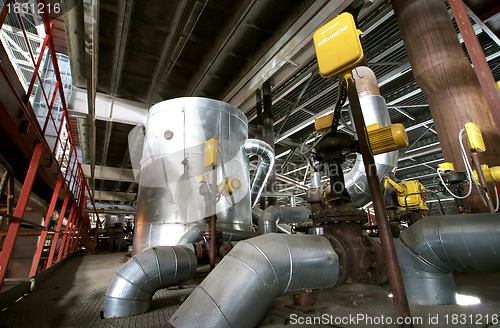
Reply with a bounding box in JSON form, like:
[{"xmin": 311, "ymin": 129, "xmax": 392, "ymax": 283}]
[{"xmin": 0, "ymin": 252, "xmax": 499, "ymax": 328}]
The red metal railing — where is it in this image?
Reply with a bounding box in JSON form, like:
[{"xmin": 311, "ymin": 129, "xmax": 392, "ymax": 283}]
[{"xmin": 0, "ymin": 0, "xmax": 100, "ymax": 288}]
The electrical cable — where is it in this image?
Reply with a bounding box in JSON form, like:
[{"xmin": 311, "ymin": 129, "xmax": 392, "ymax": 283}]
[{"xmin": 494, "ymin": 183, "xmax": 499, "ymax": 212}]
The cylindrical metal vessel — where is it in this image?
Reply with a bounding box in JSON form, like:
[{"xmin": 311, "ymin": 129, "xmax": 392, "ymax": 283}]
[{"xmin": 133, "ymin": 98, "xmax": 252, "ymax": 253}]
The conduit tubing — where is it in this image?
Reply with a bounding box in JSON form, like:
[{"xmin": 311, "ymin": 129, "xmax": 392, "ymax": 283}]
[
  {"xmin": 103, "ymin": 245, "xmax": 197, "ymax": 318},
  {"xmin": 395, "ymin": 213, "xmax": 500, "ymax": 305},
  {"xmin": 244, "ymin": 139, "xmax": 275, "ymax": 207},
  {"xmin": 169, "ymin": 234, "xmax": 339, "ymax": 328},
  {"xmin": 258, "ymin": 206, "xmax": 311, "ymax": 234}
]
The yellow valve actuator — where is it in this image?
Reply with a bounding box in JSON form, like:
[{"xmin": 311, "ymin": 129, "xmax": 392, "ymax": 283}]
[{"xmin": 473, "ymin": 164, "xmax": 500, "ymax": 185}]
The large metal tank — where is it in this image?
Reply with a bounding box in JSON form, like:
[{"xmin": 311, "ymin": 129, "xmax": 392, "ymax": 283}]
[{"xmin": 133, "ymin": 98, "xmax": 253, "ymax": 253}]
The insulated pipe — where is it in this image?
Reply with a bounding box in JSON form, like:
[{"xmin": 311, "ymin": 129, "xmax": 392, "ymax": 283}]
[
  {"xmin": 103, "ymin": 245, "xmax": 197, "ymax": 318},
  {"xmin": 177, "ymin": 226, "xmax": 257, "ymax": 245},
  {"xmin": 169, "ymin": 234, "xmax": 338, "ymax": 328},
  {"xmin": 258, "ymin": 206, "xmax": 311, "ymax": 234},
  {"xmin": 344, "ymin": 67, "xmax": 398, "ymax": 208},
  {"xmin": 395, "ymin": 213, "xmax": 500, "ymax": 305},
  {"xmin": 244, "ymin": 139, "xmax": 275, "ymax": 207}
]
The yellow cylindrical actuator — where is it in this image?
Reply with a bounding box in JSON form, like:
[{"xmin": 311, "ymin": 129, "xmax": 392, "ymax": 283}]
[{"xmin": 367, "ymin": 123, "xmax": 409, "ymax": 155}]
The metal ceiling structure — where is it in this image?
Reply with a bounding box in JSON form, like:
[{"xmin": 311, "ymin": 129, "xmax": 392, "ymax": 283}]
[{"xmin": 62, "ymin": 0, "xmax": 500, "ymax": 207}]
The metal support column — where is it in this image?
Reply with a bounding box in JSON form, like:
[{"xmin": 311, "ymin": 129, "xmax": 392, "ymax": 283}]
[
  {"xmin": 29, "ymin": 177, "xmax": 64, "ymax": 277},
  {"xmin": 0, "ymin": 143, "xmax": 44, "ymax": 287},
  {"xmin": 345, "ymin": 73, "xmax": 413, "ymax": 324},
  {"xmin": 263, "ymin": 81, "xmax": 277, "ymax": 207},
  {"xmin": 449, "ymin": 0, "xmax": 500, "ymax": 136}
]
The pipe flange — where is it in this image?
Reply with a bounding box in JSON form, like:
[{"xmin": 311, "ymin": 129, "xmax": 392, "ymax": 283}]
[
  {"xmin": 364, "ymin": 236, "xmax": 387, "ymax": 284},
  {"xmin": 321, "ymin": 234, "xmax": 350, "ymax": 286}
]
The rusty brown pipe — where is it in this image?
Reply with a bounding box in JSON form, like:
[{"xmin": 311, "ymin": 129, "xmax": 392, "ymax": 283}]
[
  {"xmin": 471, "ymin": 152, "xmax": 496, "ymax": 213},
  {"xmin": 392, "ymin": 0, "xmax": 500, "ymax": 212},
  {"xmin": 345, "ymin": 74, "xmax": 413, "ymax": 325}
]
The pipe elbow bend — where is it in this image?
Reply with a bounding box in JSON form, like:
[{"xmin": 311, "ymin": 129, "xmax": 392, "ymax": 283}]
[
  {"xmin": 104, "ymin": 245, "xmax": 197, "ymax": 318},
  {"xmin": 169, "ymin": 234, "xmax": 338, "ymax": 328}
]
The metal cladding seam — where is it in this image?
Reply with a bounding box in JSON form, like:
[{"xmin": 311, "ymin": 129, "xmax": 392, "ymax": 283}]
[
  {"xmin": 103, "ymin": 245, "xmax": 197, "ymax": 318},
  {"xmin": 395, "ymin": 213, "xmax": 500, "ymax": 305},
  {"xmin": 169, "ymin": 233, "xmax": 339, "ymax": 328},
  {"xmin": 244, "ymin": 139, "xmax": 275, "ymax": 207}
]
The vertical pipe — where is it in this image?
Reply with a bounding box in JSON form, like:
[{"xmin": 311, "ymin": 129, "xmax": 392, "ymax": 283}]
[
  {"xmin": 448, "ymin": 0, "xmax": 500, "ymax": 136},
  {"xmin": 470, "ymin": 152, "xmax": 496, "ymax": 213},
  {"xmin": 345, "ymin": 74, "xmax": 413, "ymax": 324},
  {"xmin": 263, "ymin": 81, "xmax": 277, "ymax": 207},
  {"xmin": 392, "ymin": 0, "xmax": 500, "ymax": 212},
  {"xmin": 209, "ymin": 165, "xmax": 217, "ymax": 270},
  {"xmin": 256, "ymin": 90, "xmax": 265, "ymax": 210}
]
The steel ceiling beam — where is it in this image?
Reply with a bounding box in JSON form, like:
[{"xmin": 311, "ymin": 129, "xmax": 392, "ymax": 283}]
[
  {"xmin": 83, "ymin": 0, "xmax": 99, "ymax": 198},
  {"xmin": 110, "ymin": 0, "xmax": 134, "ymax": 96},
  {"xmin": 145, "ymin": 0, "xmax": 198, "ymax": 105},
  {"xmin": 186, "ymin": 0, "xmax": 257, "ymax": 96},
  {"xmin": 223, "ymin": 0, "xmax": 353, "ymax": 108}
]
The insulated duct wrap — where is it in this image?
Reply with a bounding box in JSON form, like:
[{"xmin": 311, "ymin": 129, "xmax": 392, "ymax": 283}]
[
  {"xmin": 104, "ymin": 245, "xmax": 197, "ymax": 318},
  {"xmin": 244, "ymin": 139, "xmax": 275, "ymax": 207},
  {"xmin": 345, "ymin": 95, "xmax": 398, "ymax": 207},
  {"xmin": 395, "ymin": 213, "xmax": 500, "ymax": 305},
  {"xmin": 258, "ymin": 206, "xmax": 311, "ymax": 234},
  {"xmin": 169, "ymin": 234, "xmax": 339, "ymax": 328}
]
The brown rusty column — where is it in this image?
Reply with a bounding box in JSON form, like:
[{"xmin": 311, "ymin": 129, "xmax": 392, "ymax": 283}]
[
  {"xmin": 392, "ymin": 0, "xmax": 500, "ymax": 212},
  {"xmin": 263, "ymin": 81, "xmax": 277, "ymax": 207}
]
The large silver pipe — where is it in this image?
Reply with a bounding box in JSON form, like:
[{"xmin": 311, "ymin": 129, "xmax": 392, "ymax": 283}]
[
  {"xmin": 103, "ymin": 245, "xmax": 197, "ymax": 318},
  {"xmin": 395, "ymin": 213, "xmax": 500, "ymax": 305},
  {"xmin": 177, "ymin": 226, "xmax": 257, "ymax": 244},
  {"xmin": 169, "ymin": 234, "xmax": 338, "ymax": 328},
  {"xmin": 244, "ymin": 139, "xmax": 275, "ymax": 208},
  {"xmin": 257, "ymin": 206, "xmax": 311, "ymax": 234}
]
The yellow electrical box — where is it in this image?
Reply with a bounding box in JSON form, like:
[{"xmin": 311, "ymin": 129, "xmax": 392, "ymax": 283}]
[
  {"xmin": 367, "ymin": 123, "xmax": 409, "ymax": 155},
  {"xmin": 313, "ymin": 12, "xmax": 364, "ymax": 78},
  {"xmin": 204, "ymin": 138, "xmax": 218, "ymax": 167},
  {"xmin": 438, "ymin": 162, "xmax": 455, "ymax": 172},
  {"xmin": 496, "ymin": 81, "xmax": 500, "ymax": 94},
  {"xmin": 465, "ymin": 122, "xmax": 486, "ymax": 152},
  {"xmin": 314, "ymin": 114, "xmax": 333, "ymax": 131}
]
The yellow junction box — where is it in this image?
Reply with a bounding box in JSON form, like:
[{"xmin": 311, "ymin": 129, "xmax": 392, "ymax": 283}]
[
  {"xmin": 314, "ymin": 12, "xmax": 364, "ymax": 78},
  {"xmin": 314, "ymin": 115, "xmax": 333, "ymax": 131},
  {"xmin": 465, "ymin": 122, "xmax": 486, "ymax": 152},
  {"xmin": 204, "ymin": 138, "xmax": 218, "ymax": 167}
]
